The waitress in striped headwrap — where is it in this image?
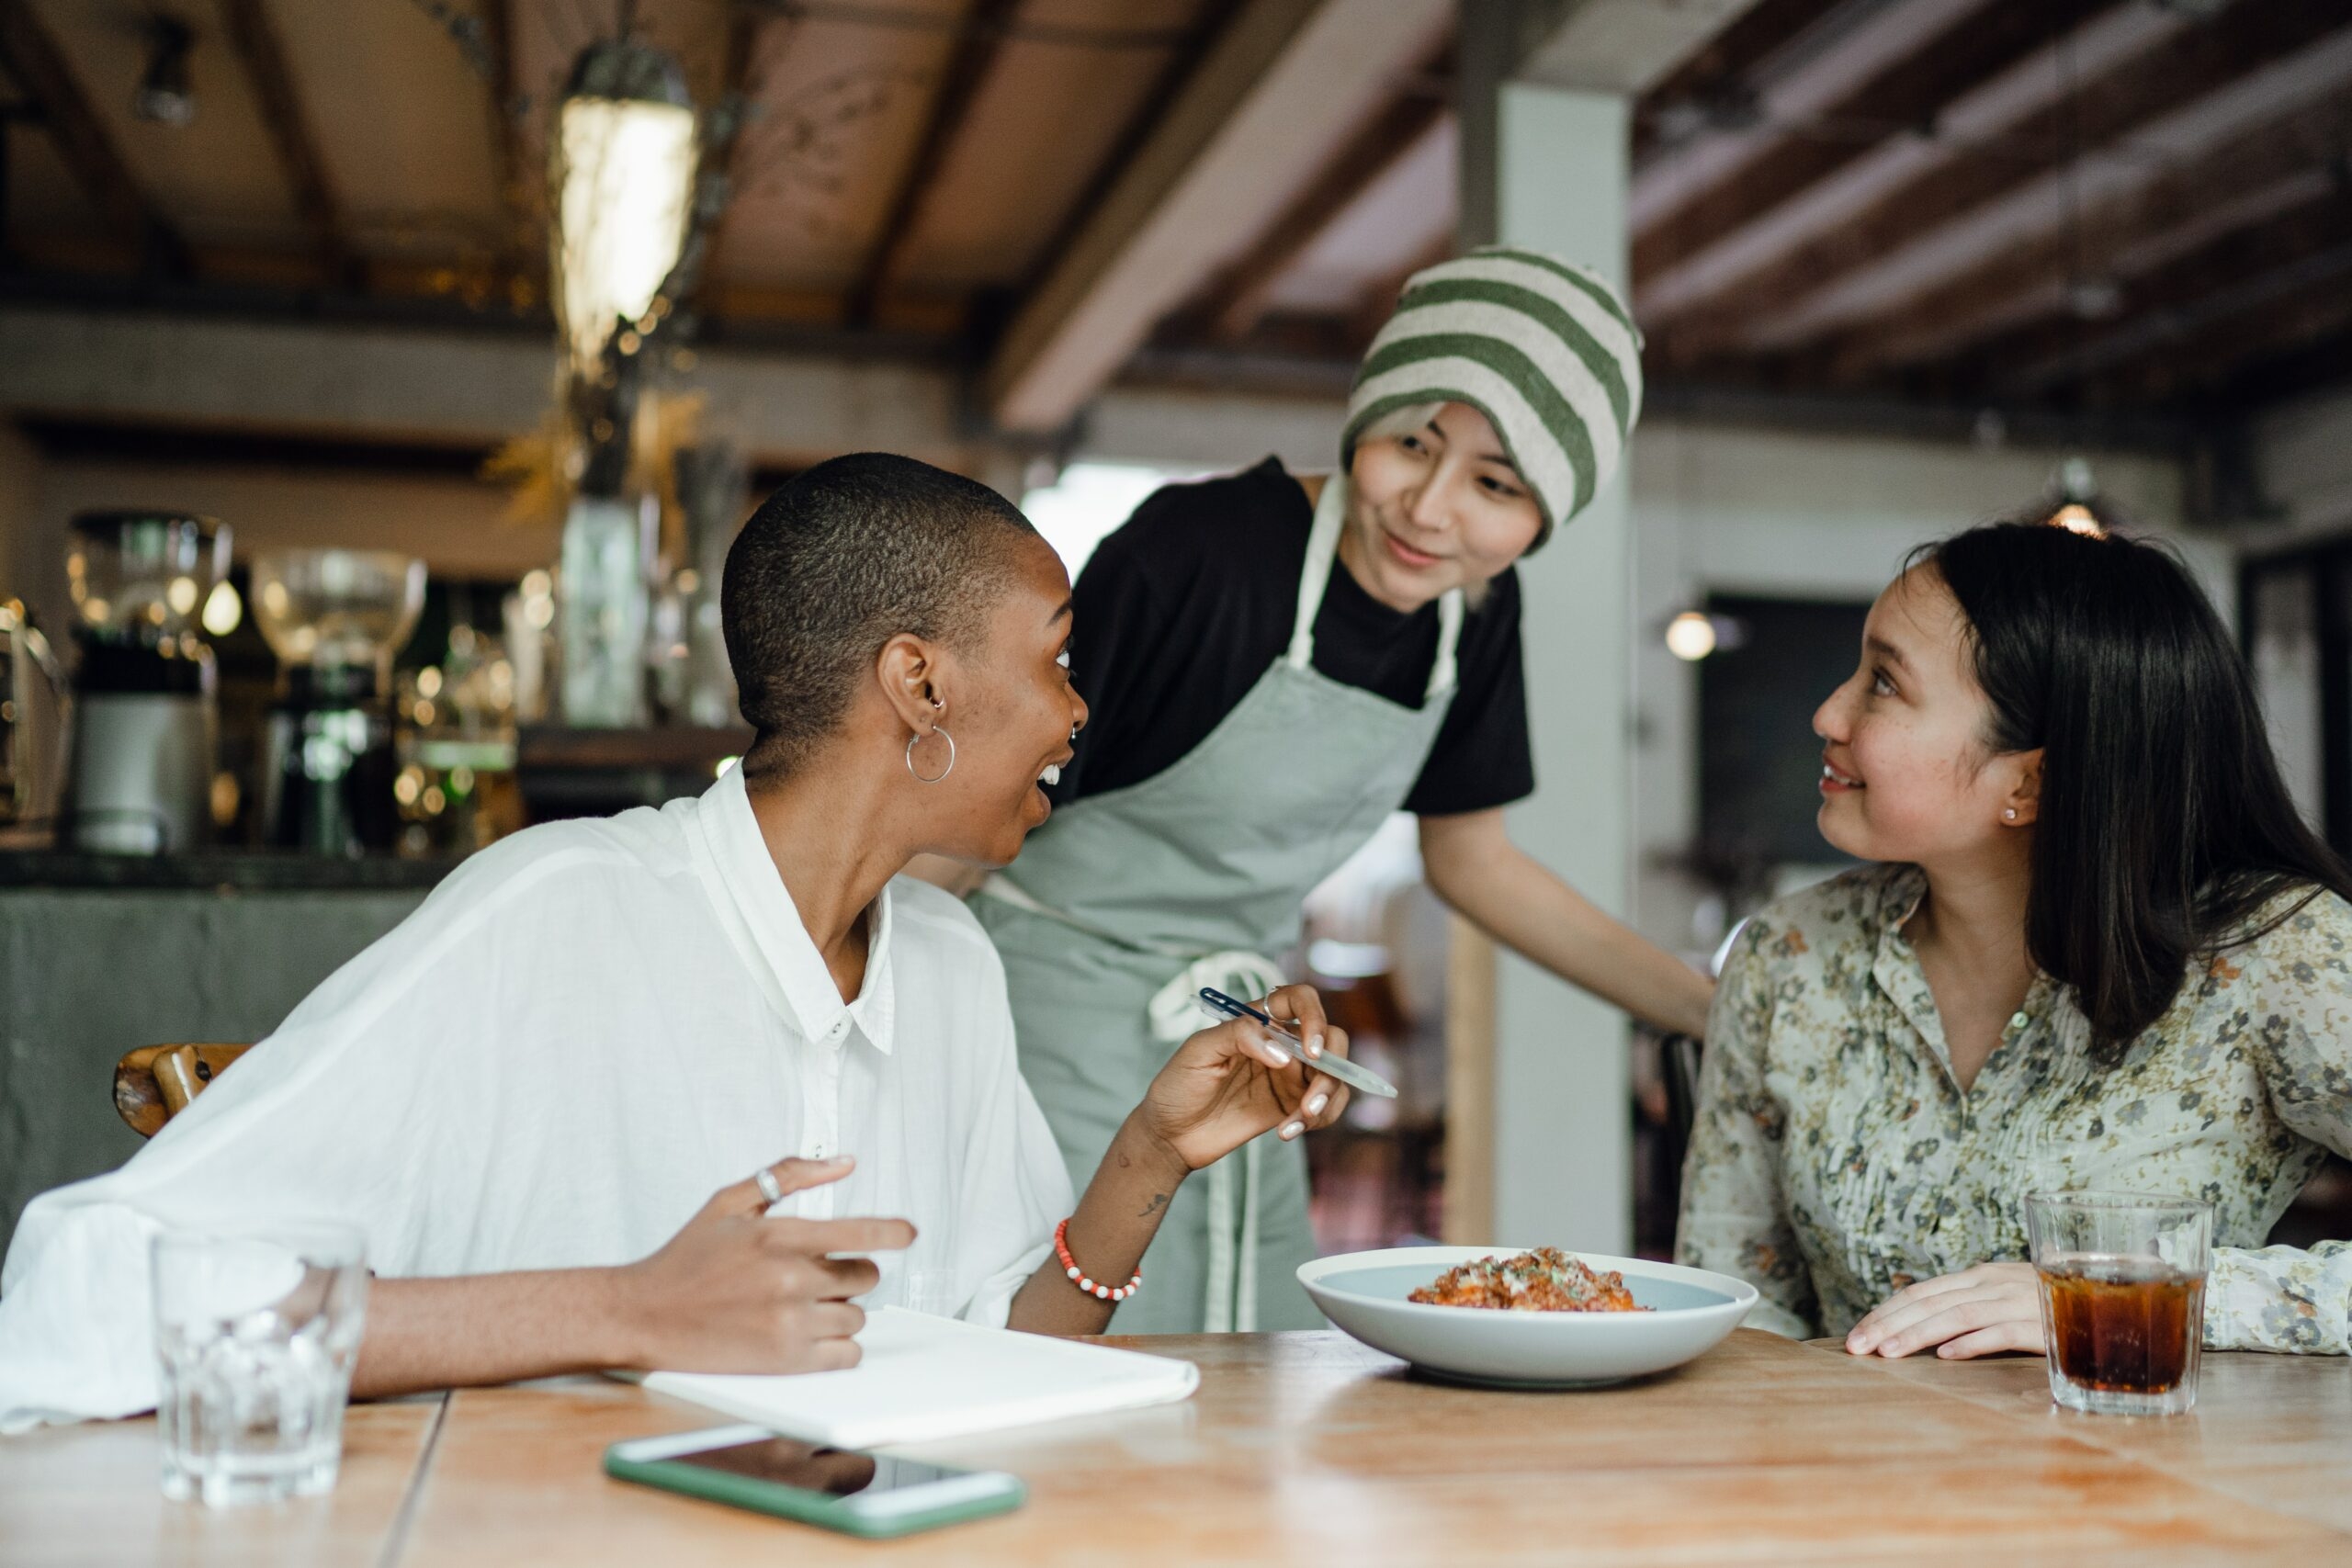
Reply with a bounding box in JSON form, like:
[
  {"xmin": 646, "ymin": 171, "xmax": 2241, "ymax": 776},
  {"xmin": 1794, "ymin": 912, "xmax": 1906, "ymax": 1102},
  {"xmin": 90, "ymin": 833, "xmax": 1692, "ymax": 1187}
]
[{"xmin": 963, "ymin": 247, "xmax": 1713, "ymax": 1332}]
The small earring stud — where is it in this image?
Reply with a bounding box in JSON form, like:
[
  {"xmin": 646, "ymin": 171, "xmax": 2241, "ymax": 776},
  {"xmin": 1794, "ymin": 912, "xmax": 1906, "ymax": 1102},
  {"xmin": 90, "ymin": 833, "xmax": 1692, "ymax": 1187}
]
[{"xmin": 2004, "ymin": 808, "xmax": 2018, "ymax": 820}]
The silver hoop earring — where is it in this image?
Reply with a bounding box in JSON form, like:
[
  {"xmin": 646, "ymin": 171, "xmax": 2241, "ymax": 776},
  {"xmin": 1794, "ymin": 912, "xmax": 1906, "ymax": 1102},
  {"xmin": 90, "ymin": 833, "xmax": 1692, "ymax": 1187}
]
[{"xmin": 906, "ymin": 726, "xmax": 956, "ymax": 784}]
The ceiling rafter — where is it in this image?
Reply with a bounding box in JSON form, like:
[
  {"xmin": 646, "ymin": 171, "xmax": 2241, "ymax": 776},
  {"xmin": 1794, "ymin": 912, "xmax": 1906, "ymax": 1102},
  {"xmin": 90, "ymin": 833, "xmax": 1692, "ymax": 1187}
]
[
  {"xmin": 844, "ymin": 0, "xmax": 1022, "ymax": 328},
  {"xmin": 1633, "ymin": 0, "xmax": 2113, "ymax": 288},
  {"xmin": 693, "ymin": 1, "xmax": 775, "ymax": 310},
  {"xmin": 1344, "ymin": 226, "xmax": 1449, "ymax": 345},
  {"xmin": 1185, "ymin": 59, "xmax": 1447, "ymax": 344},
  {"xmin": 1006, "ymin": 0, "xmax": 1247, "ymax": 321},
  {"xmin": 479, "ymin": 0, "xmax": 537, "ymax": 305},
  {"xmin": 1980, "ymin": 183, "xmax": 2352, "ymax": 396},
  {"xmin": 1827, "ymin": 92, "xmax": 2352, "ymax": 379},
  {"xmin": 0, "ymin": 0, "xmax": 188, "ymax": 276},
  {"xmin": 2010, "ymin": 227, "xmax": 2352, "ymax": 400},
  {"xmin": 220, "ymin": 0, "xmax": 357, "ymax": 289},
  {"xmin": 1648, "ymin": 1, "xmax": 2352, "ymax": 368},
  {"xmin": 1631, "ymin": 0, "xmax": 1846, "ymax": 168}
]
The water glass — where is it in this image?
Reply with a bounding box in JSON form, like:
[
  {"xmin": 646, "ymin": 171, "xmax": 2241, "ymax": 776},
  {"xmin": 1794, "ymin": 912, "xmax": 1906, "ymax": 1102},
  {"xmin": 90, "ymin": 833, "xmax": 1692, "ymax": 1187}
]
[
  {"xmin": 152, "ymin": 1223, "xmax": 368, "ymax": 1505},
  {"xmin": 2024, "ymin": 1190, "xmax": 2211, "ymax": 1417}
]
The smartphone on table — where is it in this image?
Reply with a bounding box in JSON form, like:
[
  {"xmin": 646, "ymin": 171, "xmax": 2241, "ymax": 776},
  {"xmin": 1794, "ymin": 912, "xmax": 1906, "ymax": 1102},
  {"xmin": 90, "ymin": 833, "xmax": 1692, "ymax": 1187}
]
[{"xmin": 605, "ymin": 1424, "xmax": 1023, "ymax": 1538}]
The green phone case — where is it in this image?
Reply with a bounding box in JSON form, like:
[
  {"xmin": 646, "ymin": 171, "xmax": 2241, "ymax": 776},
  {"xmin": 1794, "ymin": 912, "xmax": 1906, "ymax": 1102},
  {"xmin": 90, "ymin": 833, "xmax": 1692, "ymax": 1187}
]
[{"xmin": 604, "ymin": 1443, "xmax": 1026, "ymax": 1540}]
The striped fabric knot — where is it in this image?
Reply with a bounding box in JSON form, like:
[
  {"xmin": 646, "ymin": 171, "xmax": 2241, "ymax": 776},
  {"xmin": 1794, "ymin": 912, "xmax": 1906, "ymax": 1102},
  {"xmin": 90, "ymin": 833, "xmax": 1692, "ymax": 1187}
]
[{"xmin": 1343, "ymin": 246, "xmax": 1645, "ymax": 549}]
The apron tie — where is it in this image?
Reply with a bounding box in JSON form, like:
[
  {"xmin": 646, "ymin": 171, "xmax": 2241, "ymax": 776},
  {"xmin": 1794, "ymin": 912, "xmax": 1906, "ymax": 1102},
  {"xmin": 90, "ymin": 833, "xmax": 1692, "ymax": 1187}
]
[{"xmin": 1144, "ymin": 952, "xmax": 1288, "ymax": 1043}]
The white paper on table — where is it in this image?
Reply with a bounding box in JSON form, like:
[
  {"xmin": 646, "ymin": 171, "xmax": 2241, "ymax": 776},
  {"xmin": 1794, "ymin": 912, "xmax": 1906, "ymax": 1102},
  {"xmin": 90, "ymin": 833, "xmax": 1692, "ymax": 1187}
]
[{"xmin": 640, "ymin": 1307, "xmax": 1200, "ymax": 1450}]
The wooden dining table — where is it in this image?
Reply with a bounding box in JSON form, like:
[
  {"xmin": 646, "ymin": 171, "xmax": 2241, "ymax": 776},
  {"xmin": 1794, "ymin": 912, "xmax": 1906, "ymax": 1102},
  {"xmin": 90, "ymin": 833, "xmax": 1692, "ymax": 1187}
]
[{"xmin": 11, "ymin": 1329, "xmax": 2351, "ymax": 1566}]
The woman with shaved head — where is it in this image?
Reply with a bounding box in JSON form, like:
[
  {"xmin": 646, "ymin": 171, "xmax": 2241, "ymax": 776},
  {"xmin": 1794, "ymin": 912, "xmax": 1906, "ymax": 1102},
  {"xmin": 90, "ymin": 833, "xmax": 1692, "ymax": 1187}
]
[{"xmin": 0, "ymin": 453, "xmax": 1354, "ymax": 1427}]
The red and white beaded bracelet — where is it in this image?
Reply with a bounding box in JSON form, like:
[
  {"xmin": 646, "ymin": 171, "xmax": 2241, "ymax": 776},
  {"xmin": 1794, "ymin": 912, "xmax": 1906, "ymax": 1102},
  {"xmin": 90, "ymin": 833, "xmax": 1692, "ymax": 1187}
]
[{"xmin": 1054, "ymin": 1217, "xmax": 1143, "ymax": 1303}]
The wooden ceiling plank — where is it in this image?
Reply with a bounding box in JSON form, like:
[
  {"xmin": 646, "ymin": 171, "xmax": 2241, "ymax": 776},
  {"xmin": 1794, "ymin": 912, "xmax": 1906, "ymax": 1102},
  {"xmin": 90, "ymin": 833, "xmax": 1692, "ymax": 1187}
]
[
  {"xmin": 985, "ymin": 0, "xmax": 1450, "ymax": 434},
  {"xmin": 2063, "ymin": 249, "xmax": 2352, "ymax": 410},
  {"xmin": 2005, "ymin": 210, "xmax": 2352, "ymax": 398},
  {"xmin": 1836, "ymin": 93, "xmax": 2352, "ymax": 378},
  {"xmin": 1629, "ymin": 0, "xmax": 1987, "ymax": 242},
  {"xmin": 693, "ymin": 2, "xmax": 772, "ymax": 308},
  {"xmin": 1344, "ymin": 225, "xmax": 1451, "ymax": 344},
  {"xmin": 0, "ymin": 0, "xmax": 189, "ymax": 275},
  {"xmin": 1193, "ymin": 77, "xmax": 1445, "ymax": 344},
  {"xmin": 845, "ymin": 0, "xmax": 1022, "ymax": 328},
  {"xmin": 1651, "ymin": 1, "xmax": 2352, "ymax": 367},
  {"xmin": 480, "ymin": 0, "xmax": 536, "ymax": 302},
  {"xmin": 1633, "ymin": 0, "xmax": 2109, "ymax": 287},
  {"xmin": 220, "ymin": 0, "xmax": 356, "ymax": 289},
  {"xmin": 2188, "ymin": 319, "xmax": 2352, "ymax": 415},
  {"xmin": 1632, "ymin": 0, "xmax": 1842, "ymax": 168}
]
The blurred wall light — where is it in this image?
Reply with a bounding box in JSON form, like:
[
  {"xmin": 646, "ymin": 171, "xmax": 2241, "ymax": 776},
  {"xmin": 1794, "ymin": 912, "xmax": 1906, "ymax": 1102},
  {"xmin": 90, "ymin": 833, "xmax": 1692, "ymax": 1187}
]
[
  {"xmin": 1664, "ymin": 610, "xmax": 1749, "ymax": 661},
  {"xmin": 1666, "ymin": 611, "xmax": 1716, "ymax": 660},
  {"xmin": 549, "ymin": 39, "xmax": 697, "ymax": 378}
]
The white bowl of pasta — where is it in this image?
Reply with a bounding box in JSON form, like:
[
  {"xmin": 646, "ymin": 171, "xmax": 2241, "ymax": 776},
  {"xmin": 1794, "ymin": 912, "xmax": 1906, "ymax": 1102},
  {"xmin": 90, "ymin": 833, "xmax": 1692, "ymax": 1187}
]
[{"xmin": 1299, "ymin": 1246, "xmax": 1758, "ymax": 1389}]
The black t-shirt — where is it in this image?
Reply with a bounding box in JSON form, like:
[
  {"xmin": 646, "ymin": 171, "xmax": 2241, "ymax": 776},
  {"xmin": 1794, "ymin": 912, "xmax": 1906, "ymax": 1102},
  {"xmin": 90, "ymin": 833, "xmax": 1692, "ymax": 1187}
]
[{"xmin": 1048, "ymin": 457, "xmax": 1535, "ymax": 817}]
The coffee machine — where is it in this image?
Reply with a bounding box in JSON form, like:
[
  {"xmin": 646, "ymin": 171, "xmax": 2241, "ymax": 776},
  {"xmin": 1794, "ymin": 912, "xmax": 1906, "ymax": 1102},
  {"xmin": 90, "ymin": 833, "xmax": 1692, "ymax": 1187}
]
[
  {"xmin": 62, "ymin": 511, "xmax": 229, "ymax": 854},
  {"xmin": 253, "ymin": 549, "xmax": 425, "ymax": 855}
]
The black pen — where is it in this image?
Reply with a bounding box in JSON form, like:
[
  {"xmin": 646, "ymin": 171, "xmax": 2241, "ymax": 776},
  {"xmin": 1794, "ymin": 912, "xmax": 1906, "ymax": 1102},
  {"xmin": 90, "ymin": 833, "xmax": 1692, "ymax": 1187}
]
[{"xmin": 1193, "ymin": 987, "xmax": 1398, "ymax": 1100}]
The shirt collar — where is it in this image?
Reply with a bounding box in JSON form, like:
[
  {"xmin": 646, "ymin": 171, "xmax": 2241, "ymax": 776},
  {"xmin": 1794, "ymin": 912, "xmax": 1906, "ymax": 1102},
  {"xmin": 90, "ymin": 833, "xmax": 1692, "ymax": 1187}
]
[
  {"xmin": 1868, "ymin": 861, "xmax": 2064, "ymax": 1079},
  {"xmin": 695, "ymin": 763, "xmax": 898, "ymax": 1055}
]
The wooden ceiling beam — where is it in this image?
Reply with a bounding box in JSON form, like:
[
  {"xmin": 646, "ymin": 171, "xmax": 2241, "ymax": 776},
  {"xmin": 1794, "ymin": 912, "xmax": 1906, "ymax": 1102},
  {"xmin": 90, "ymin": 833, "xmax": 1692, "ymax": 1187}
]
[
  {"xmin": 0, "ymin": 0, "xmax": 188, "ymax": 275},
  {"xmin": 1631, "ymin": 0, "xmax": 1840, "ymax": 168},
  {"xmin": 1513, "ymin": 0, "xmax": 1773, "ymax": 96},
  {"xmin": 984, "ymin": 0, "xmax": 1449, "ymax": 434},
  {"xmin": 845, "ymin": 0, "xmax": 1021, "ymax": 328},
  {"xmin": 1633, "ymin": 0, "xmax": 2111, "ymax": 288},
  {"xmin": 2187, "ymin": 320, "xmax": 2352, "ymax": 417},
  {"xmin": 2064, "ymin": 248, "xmax": 2352, "ymax": 412},
  {"xmin": 479, "ymin": 0, "xmax": 536, "ymax": 305},
  {"xmin": 690, "ymin": 3, "xmax": 773, "ymax": 312},
  {"xmin": 1187, "ymin": 66, "xmax": 1446, "ymax": 344},
  {"xmin": 1344, "ymin": 227, "xmax": 1451, "ymax": 346},
  {"xmin": 2004, "ymin": 216, "xmax": 2352, "ymax": 400},
  {"xmin": 1831, "ymin": 92, "xmax": 2352, "ymax": 379},
  {"xmin": 1650, "ymin": 1, "xmax": 2352, "ymax": 367},
  {"xmin": 220, "ymin": 0, "xmax": 356, "ymax": 290}
]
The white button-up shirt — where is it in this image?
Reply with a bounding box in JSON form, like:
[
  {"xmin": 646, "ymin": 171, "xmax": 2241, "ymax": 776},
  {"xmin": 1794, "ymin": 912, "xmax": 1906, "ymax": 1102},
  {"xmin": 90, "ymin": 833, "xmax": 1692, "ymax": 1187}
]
[{"xmin": 0, "ymin": 766, "xmax": 1073, "ymax": 1428}]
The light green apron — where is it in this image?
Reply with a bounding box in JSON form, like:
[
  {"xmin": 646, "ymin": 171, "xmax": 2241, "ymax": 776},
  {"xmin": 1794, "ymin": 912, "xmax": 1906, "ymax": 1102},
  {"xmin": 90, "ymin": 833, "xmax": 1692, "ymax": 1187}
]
[{"xmin": 974, "ymin": 474, "xmax": 1464, "ymax": 1331}]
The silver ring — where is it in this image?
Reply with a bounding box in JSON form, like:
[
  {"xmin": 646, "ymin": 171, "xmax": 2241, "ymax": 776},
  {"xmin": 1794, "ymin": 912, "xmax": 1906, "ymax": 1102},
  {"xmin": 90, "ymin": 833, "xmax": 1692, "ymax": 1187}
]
[{"xmin": 754, "ymin": 1166, "xmax": 785, "ymax": 1206}]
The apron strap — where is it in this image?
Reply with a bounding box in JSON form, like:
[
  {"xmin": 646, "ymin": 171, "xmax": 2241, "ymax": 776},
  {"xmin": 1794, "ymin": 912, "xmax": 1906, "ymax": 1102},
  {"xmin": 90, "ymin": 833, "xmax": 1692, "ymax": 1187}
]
[
  {"xmin": 1429, "ymin": 589, "xmax": 1464, "ymax": 701},
  {"xmin": 1283, "ymin": 475, "xmax": 1351, "ymax": 672},
  {"xmin": 1284, "ymin": 472, "xmax": 1469, "ymax": 701},
  {"xmin": 1204, "ymin": 1135, "xmax": 1266, "ymax": 1333}
]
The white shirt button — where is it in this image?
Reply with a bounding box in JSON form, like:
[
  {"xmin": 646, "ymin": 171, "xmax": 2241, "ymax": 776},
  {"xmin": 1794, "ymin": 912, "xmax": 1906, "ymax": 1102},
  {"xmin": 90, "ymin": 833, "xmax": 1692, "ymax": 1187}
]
[{"xmin": 2008, "ymin": 1011, "xmax": 2030, "ymax": 1031}]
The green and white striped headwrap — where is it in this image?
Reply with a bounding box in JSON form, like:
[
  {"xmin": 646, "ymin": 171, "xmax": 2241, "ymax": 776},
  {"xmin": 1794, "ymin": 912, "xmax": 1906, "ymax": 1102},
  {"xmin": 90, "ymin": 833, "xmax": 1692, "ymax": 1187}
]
[{"xmin": 1342, "ymin": 246, "xmax": 1644, "ymax": 550}]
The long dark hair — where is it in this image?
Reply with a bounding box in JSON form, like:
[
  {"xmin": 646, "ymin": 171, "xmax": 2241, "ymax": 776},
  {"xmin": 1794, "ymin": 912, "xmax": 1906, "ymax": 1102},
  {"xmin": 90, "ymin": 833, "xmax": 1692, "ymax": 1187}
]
[{"xmin": 1922, "ymin": 519, "xmax": 2352, "ymax": 1055}]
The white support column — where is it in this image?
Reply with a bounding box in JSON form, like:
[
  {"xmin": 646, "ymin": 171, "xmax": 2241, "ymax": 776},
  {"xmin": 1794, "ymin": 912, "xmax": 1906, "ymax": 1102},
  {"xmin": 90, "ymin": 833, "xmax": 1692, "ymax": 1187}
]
[{"xmin": 1459, "ymin": 27, "xmax": 1636, "ymax": 1251}]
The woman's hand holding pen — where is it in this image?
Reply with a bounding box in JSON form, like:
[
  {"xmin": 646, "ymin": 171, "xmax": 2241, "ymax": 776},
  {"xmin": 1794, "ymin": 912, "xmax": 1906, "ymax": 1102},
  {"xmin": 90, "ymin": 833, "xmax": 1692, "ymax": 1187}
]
[{"xmin": 1138, "ymin": 983, "xmax": 1352, "ymax": 1172}]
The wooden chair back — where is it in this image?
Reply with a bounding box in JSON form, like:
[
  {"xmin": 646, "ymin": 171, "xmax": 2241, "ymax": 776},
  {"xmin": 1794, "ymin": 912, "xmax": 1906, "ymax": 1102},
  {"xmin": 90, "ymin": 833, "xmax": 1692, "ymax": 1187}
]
[{"xmin": 114, "ymin": 1043, "xmax": 251, "ymax": 1137}]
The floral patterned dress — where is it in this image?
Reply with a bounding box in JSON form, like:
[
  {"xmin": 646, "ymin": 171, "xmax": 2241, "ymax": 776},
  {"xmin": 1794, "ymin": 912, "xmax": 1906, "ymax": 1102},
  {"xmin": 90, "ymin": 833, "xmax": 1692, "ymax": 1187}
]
[{"xmin": 1674, "ymin": 863, "xmax": 2352, "ymax": 1352}]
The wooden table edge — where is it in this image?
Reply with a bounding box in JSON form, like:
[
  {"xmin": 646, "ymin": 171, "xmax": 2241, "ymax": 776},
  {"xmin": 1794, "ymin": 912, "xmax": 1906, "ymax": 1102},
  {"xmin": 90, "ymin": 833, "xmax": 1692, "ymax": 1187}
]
[{"xmin": 1791, "ymin": 1337, "xmax": 2352, "ymax": 1541}]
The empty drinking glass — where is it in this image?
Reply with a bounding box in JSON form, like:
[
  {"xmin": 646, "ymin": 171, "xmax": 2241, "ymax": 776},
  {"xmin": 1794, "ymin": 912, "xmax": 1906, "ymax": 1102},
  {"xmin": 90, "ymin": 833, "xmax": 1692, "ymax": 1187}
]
[
  {"xmin": 151, "ymin": 1223, "xmax": 368, "ymax": 1504},
  {"xmin": 2025, "ymin": 1190, "xmax": 2211, "ymax": 1417}
]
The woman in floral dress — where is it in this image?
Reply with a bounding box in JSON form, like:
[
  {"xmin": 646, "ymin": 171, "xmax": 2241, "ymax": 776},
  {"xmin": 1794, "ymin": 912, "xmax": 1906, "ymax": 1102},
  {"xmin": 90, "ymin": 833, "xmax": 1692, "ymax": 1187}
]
[{"xmin": 1677, "ymin": 517, "xmax": 2352, "ymax": 1359}]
